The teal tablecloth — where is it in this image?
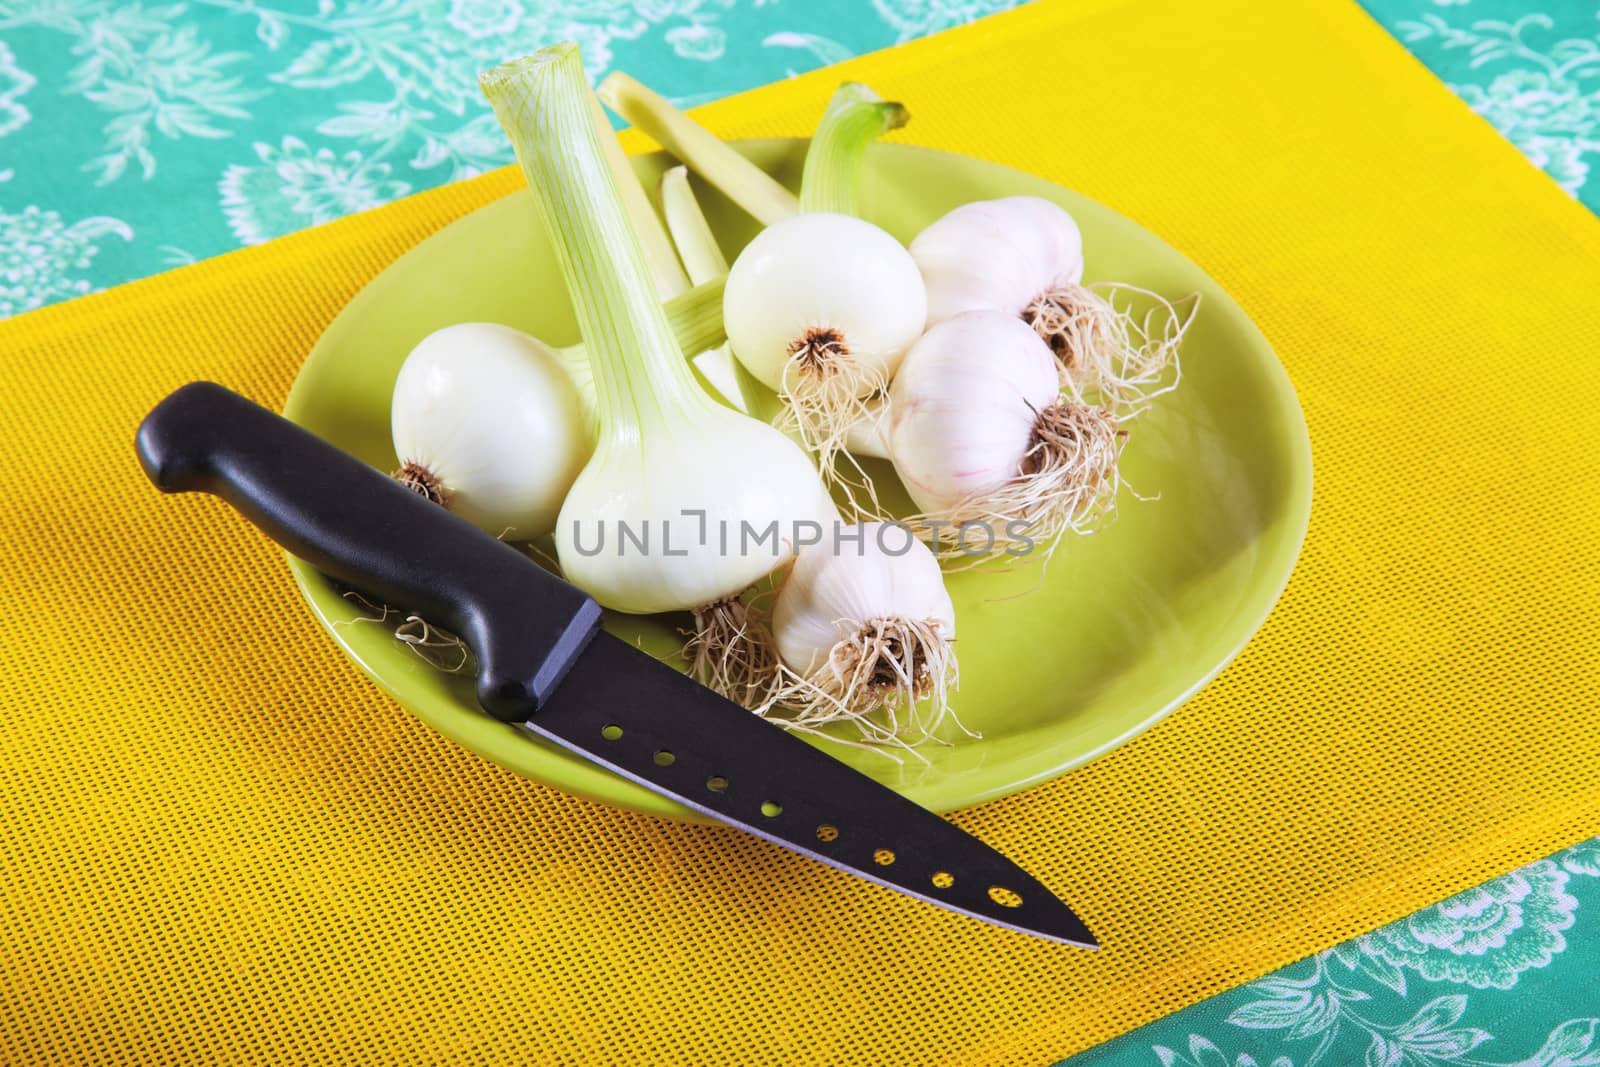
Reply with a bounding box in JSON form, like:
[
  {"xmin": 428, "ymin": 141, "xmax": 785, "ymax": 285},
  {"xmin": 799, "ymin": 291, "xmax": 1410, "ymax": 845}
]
[
  {"xmin": 4, "ymin": 0, "xmax": 1599, "ymax": 319},
  {"xmin": 4, "ymin": 0, "xmax": 1596, "ymax": 1057},
  {"xmin": 1065, "ymin": 839, "xmax": 1600, "ymax": 1066}
]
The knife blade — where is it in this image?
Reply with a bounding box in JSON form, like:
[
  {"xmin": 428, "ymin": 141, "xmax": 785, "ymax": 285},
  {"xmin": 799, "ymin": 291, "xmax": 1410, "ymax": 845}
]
[{"xmin": 136, "ymin": 381, "xmax": 1097, "ymax": 948}]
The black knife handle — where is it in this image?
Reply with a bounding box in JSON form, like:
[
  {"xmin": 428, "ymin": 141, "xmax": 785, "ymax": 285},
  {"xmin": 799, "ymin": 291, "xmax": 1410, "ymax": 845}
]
[{"xmin": 135, "ymin": 381, "xmax": 602, "ymax": 720}]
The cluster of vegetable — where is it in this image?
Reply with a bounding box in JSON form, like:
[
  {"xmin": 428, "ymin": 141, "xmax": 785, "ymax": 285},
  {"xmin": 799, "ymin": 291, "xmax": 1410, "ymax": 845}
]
[{"xmin": 385, "ymin": 43, "xmax": 1195, "ymax": 752}]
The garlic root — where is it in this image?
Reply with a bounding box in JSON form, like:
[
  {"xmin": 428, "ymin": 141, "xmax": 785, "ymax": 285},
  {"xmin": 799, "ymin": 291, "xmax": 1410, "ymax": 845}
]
[
  {"xmin": 914, "ymin": 399, "xmax": 1126, "ymax": 568},
  {"xmin": 761, "ymin": 616, "xmax": 969, "ymax": 748},
  {"xmin": 1023, "ymin": 283, "xmax": 1200, "ymax": 420}
]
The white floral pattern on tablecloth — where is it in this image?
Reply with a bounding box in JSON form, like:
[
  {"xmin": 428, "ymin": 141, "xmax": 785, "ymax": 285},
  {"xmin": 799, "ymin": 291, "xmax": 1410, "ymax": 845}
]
[
  {"xmin": 0, "ymin": 205, "xmax": 130, "ymax": 316},
  {"xmin": 1355, "ymin": 860, "xmax": 1578, "ymax": 991},
  {"xmin": 0, "ymin": 0, "xmax": 1030, "ymax": 316},
  {"xmin": 1397, "ymin": 10, "xmax": 1600, "ymax": 199},
  {"xmin": 2, "ymin": 0, "xmax": 1595, "ymax": 317},
  {"xmin": 220, "ymin": 135, "xmax": 411, "ymax": 245},
  {"xmin": 0, "ymin": 40, "xmax": 33, "ymax": 145},
  {"xmin": 1065, "ymin": 838, "xmax": 1600, "ymax": 1066}
]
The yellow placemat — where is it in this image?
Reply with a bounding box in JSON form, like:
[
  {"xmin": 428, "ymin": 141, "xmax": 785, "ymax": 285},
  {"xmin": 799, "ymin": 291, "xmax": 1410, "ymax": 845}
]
[{"xmin": 4, "ymin": 0, "xmax": 1599, "ymax": 1062}]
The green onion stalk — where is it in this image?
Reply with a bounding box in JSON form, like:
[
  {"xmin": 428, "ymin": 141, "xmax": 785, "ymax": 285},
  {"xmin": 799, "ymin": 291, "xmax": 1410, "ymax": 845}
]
[{"xmin": 481, "ymin": 44, "xmax": 836, "ymax": 705}]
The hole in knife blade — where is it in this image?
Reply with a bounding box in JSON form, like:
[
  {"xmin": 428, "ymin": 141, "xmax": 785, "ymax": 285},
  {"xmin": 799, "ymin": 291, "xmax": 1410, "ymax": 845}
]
[
  {"xmin": 988, "ymin": 886, "xmax": 1022, "ymax": 908},
  {"xmin": 652, "ymin": 750, "xmax": 675, "ymax": 767},
  {"xmin": 931, "ymin": 872, "xmax": 954, "ymax": 889},
  {"xmin": 815, "ymin": 825, "xmax": 838, "ymax": 843},
  {"xmin": 759, "ymin": 802, "xmax": 782, "ymax": 818},
  {"xmin": 706, "ymin": 775, "xmax": 729, "ymax": 794},
  {"xmin": 600, "ymin": 724, "xmax": 623, "ymax": 741},
  {"xmin": 872, "ymin": 849, "xmax": 895, "ymax": 867}
]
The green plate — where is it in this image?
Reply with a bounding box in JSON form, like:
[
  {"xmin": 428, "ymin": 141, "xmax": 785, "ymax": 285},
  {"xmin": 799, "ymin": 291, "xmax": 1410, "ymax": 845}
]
[{"xmin": 283, "ymin": 139, "xmax": 1312, "ymax": 822}]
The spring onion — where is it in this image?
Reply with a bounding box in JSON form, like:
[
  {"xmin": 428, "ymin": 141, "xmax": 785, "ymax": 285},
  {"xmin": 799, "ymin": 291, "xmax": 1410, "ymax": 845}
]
[
  {"xmin": 480, "ymin": 45, "xmax": 834, "ymax": 634},
  {"xmin": 604, "ymin": 76, "xmax": 925, "ymax": 472}
]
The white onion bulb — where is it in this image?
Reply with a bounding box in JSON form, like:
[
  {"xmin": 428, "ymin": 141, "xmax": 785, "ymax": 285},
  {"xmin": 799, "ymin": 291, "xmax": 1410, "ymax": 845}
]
[
  {"xmin": 555, "ymin": 412, "xmax": 836, "ymax": 615},
  {"xmin": 391, "ymin": 322, "xmax": 590, "ymax": 540},
  {"xmin": 724, "ymin": 212, "xmax": 927, "ymax": 452}
]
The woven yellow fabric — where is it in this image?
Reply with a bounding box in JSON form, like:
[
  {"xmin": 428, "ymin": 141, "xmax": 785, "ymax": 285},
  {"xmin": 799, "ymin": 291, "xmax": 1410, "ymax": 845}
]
[{"xmin": 4, "ymin": 0, "xmax": 1599, "ymax": 1062}]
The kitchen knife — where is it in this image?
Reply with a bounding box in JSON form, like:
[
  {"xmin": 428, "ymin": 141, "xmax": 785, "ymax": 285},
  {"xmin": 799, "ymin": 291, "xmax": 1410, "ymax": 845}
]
[{"xmin": 136, "ymin": 381, "xmax": 1097, "ymax": 948}]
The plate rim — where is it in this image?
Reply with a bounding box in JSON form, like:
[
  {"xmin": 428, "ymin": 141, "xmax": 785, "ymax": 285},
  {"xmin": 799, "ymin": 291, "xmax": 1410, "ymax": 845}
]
[{"xmin": 283, "ymin": 137, "xmax": 1314, "ymax": 823}]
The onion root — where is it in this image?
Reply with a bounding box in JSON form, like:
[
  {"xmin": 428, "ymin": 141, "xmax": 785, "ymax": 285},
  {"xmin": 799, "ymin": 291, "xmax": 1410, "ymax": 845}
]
[
  {"xmin": 683, "ymin": 596, "xmax": 782, "ymax": 709},
  {"xmin": 778, "ymin": 328, "xmax": 890, "ymax": 515},
  {"xmin": 335, "ymin": 590, "xmax": 471, "ymax": 673},
  {"xmin": 394, "ymin": 460, "xmax": 449, "ymax": 508}
]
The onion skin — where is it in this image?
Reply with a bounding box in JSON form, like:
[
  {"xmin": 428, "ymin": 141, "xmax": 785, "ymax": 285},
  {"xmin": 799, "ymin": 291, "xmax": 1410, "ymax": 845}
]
[
  {"xmin": 723, "ymin": 212, "xmax": 928, "ymax": 395},
  {"xmin": 390, "ymin": 322, "xmax": 590, "ymax": 541}
]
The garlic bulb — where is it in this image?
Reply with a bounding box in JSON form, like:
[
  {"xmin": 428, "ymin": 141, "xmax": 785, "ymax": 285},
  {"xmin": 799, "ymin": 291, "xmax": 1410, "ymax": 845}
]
[
  {"xmin": 910, "ymin": 196, "xmax": 1192, "ymax": 416},
  {"xmin": 911, "ymin": 196, "xmax": 1084, "ymax": 326},
  {"xmin": 887, "ymin": 310, "xmax": 1124, "ymax": 561},
  {"xmin": 391, "ymin": 322, "xmax": 590, "ymax": 540},
  {"xmin": 770, "ymin": 521, "xmax": 961, "ymax": 745},
  {"xmin": 723, "ymin": 211, "xmax": 927, "ymax": 451}
]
